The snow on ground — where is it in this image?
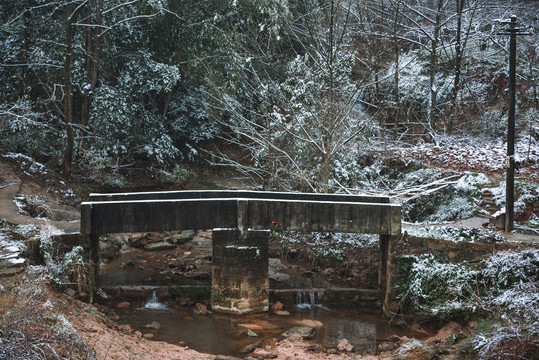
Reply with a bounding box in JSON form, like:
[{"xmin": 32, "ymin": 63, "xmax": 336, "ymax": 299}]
[
  {"xmin": 404, "ymin": 224, "xmax": 506, "ymax": 243},
  {"xmin": 397, "ymin": 136, "xmax": 539, "ymax": 182}
]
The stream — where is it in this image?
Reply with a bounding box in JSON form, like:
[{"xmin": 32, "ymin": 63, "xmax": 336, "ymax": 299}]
[
  {"xmin": 101, "ymin": 234, "xmax": 431, "ymax": 356},
  {"xmin": 116, "ymin": 302, "xmax": 429, "ymax": 356}
]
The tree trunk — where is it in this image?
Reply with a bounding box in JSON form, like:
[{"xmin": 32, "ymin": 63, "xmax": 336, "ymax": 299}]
[
  {"xmin": 322, "ymin": 152, "xmax": 331, "ymax": 193},
  {"xmin": 63, "ymin": 1, "xmax": 75, "ymax": 176},
  {"xmin": 448, "ymin": 0, "xmax": 465, "ymax": 134},
  {"xmin": 428, "ymin": 0, "xmax": 443, "ymax": 132},
  {"xmin": 79, "ymin": 0, "xmax": 103, "ymax": 150},
  {"xmin": 393, "ymin": 0, "xmax": 401, "ymax": 141}
]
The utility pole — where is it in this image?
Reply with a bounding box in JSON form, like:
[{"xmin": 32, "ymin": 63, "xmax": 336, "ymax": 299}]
[{"xmin": 497, "ymin": 16, "xmax": 531, "ymax": 232}]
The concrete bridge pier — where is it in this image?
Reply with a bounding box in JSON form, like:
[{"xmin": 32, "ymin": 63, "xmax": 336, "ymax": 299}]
[{"xmin": 211, "ymin": 229, "xmax": 270, "ymax": 314}]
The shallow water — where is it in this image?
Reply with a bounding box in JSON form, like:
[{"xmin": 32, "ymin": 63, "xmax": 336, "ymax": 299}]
[
  {"xmin": 107, "ymin": 243, "xmax": 428, "ymax": 355},
  {"xmin": 117, "ymin": 306, "xmax": 430, "ymax": 356}
]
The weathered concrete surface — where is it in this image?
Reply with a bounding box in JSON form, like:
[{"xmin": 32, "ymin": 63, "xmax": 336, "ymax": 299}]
[
  {"xmin": 211, "ymin": 229, "xmax": 270, "ymax": 314},
  {"xmin": 81, "ymin": 199, "xmax": 238, "ymax": 235},
  {"xmin": 81, "ymin": 196, "xmax": 401, "ymax": 235},
  {"xmin": 82, "ymin": 190, "xmax": 402, "ymax": 316},
  {"xmin": 89, "ymin": 190, "xmax": 390, "ymax": 204},
  {"xmin": 379, "ymin": 235, "xmax": 399, "ymax": 317},
  {"xmin": 270, "ymin": 288, "xmax": 381, "ymax": 308}
]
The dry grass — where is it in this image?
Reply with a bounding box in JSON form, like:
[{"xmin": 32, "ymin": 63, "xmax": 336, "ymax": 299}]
[{"xmin": 0, "ymin": 297, "xmax": 95, "ymax": 360}]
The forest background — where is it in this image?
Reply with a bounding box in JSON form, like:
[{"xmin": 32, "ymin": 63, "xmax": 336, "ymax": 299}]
[{"xmin": 1, "ymin": 0, "xmax": 537, "ymax": 193}]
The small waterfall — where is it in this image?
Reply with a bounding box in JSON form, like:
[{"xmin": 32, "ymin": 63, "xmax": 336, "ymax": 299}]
[
  {"xmin": 296, "ymin": 289, "xmax": 325, "ymax": 309},
  {"xmin": 144, "ymin": 290, "xmax": 167, "ymax": 309}
]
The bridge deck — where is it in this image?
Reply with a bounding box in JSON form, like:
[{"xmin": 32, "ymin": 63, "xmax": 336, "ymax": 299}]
[
  {"xmin": 81, "ymin": 191, "xmax": 400, "ymax": 235},
  {"xmin": 88, "ymin": 190, "xmax": 390, "ymax": 203}
]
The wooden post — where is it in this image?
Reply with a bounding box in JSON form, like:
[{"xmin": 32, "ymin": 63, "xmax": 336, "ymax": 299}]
[
  {"xmin": 496, "ymin": 16, "xmax": 531, "ymax": 232},
  {"xmin": 505, "ymin": 15, "xmax": 517, "ymax": 233}
]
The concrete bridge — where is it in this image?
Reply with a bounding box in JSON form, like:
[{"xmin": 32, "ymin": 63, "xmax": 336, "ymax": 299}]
[{"xmin": 81, "ymin": 190, "xmax": 401, "ymax": 316}]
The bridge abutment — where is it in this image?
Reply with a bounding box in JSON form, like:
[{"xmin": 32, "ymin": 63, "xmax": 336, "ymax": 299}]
[{"xmin": 211, "ymin": 229, "xmax": 270, "ymax": 314}]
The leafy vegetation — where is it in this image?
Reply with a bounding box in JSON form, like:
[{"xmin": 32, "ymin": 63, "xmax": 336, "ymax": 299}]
[
  {"xmin": 396, "ymin": 248, "xmax": 539, "ymax": 358},
  {"xmin": 0, "ymin": 0, "xmax": 536, "ymax": 191}
]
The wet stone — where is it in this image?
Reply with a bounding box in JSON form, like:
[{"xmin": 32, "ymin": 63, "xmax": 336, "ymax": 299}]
[
  {"xmin": 378, "ymin": 341, "xmax": 399, "ymax": 352},
  {"xmin": 170, "ymin": 230, "xmax": 195, "ymax": 243},
  {"xmin": 253, "ymin": 349, "xmax": 278, "ymax": 359},
  {"xmin": 122, "ymin": 260, "xmax": 135, "ymax": 269},
  {"xmin": 307, "ymin": 344, "xmax": 325, "ymax": 352},
  {"xmin": 281, "ymin": 326, "xmax": 316, "ymax": 340},
  {"xmin": 269, "ymin": 258, "xmax": 288, "ymax": 270},
  {"xmin": 194, "ymin": 302, "xmax": 211, "ymax": 315},
  {"xmin": 144, "ymin": 321, "xmax": 161, "ymax": 330},
  {"xmin": 273, "ymin": 310, "xmax": 291, "ymax": 316},
  {"xmin": 215, "ymin": 356, "xmax": 243, "ymax": 360},
  {"xmin": 269, "ymin": 269, "xmax": 290, "ymax": 282},
  {"xmin": 241, "ymin": 341, "xmax": 262, "ymax": 354},
  {"xmin": 144, "ymin": 241, "xmax": 177, "ymax": 251},
  {"xmin": 337, "ymin": 338, "xmax": 354, "ymax": 352}
]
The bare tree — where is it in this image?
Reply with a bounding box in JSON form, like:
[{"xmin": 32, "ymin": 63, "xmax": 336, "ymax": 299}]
[{"xmin": 208, "ymin": 0, "xmax": 372, "ymax": 192}]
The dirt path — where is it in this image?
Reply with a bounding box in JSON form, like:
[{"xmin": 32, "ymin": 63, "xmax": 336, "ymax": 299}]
[{"xmin": 0, "ymin": 160, "xmax": 80, "ymax": 233}]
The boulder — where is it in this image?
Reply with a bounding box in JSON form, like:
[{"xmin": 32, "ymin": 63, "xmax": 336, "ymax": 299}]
[
  {"xmin": 145, "ymin": 321, "xmax": 161, "ymax": 330},
  {"xmin": 116, "ymin": 301, "xmax": 131, "ymax": 309},
  {"xmin": 194, "ymin": 302, "xmax": 211, "ymax": 315},
  {"xmin": 144, "ymin": 241, "xmax": 177, "ymax": 251},
  {"xmin": 306, "ymin": 344, "xmax": 325, "ymax": 352},
  {"xmin": 269, "ymin": 258, "xmax": 288, "ymax": 270},
  {"xmin": 241, "ymin": 341, "xmax": 262, "ymax": 354},
  {"xmin": 247, "ymin": 329, "xmax": 258, "ymax": 337},
  {"xmin": 281, "ymin": 326, "xmax": 316, "ymax": 340},
  {"xmin": 296, "ymin": 319, "xmax": 323, "ymax": 328},
  {"xmin": 378, "ymin": 341, "xmax": 399, "ymax": 353},
  {"xmin": 322, "ymin": 268, "xmax": 335, "ymax": 276},
  {"xmin": 253, "ymin": 349, "xmax": 278, "ymax": 358},
  {"xmin": 169, "ymin": 230, "xmax": 195, "ymax": 244},
  {"xmin": 121, "ymin": 260, "xmax": 135, "ymax": 269},
  {"xmin": 337, "ymin": 338, "xmax": 354, "ymax": 352},
  {"xmin": 273, "ymin": 310, "xmax": 291, "ymax": 316},
  {"xmin": 269, "ymin": 269, "xmax": 290, "ymax": 282}
]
